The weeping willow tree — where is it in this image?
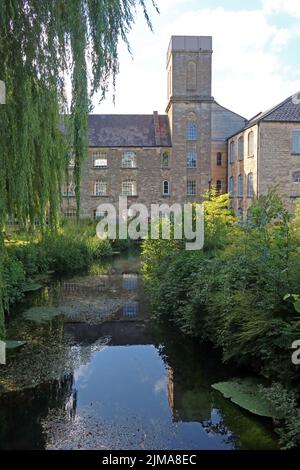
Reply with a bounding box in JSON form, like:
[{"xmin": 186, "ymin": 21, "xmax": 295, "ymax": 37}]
[{"xmin": 0, "ymin": 0, "xmax": 158, "ymax": 339}]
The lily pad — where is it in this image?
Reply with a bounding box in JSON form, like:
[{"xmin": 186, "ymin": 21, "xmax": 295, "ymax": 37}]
[
  {"xmin": 212, "ymin": 377, "xmax": 283, "ymax": 419},
  {"xmin": 5, "ymin": 340, "xmax": 27, "ymax": 350},
  {"xmin": 22, "ymin": 282, "xmax": 43, "ymax": 292},
  {"xmin": 23, "ymin": 306, "xmax": 62, "ymax": 324}
]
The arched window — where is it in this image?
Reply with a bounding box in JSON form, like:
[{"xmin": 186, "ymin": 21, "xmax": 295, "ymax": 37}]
[
  {"xmin": 229, "ymin": 141, "xmax": 235, "ymax": 163},
  {"xmin": 248, "ymin": 131, "xmax": 254, "ymax": 157},
  {"xmin": 229, "ymin": 176, "xmax": 234, "ymax": 198},
  {"xmin": 292, "ymin": 130, "xmax": 300, "ymax": 154},
  {"xmin": 238, "ymin": 174, "xmax": 243, "ymax": 198},
  {"xmin": 187, "ymin": 61, "xmax": 197, "ymax": 90},
  {"xmin": 247, "ymin": 173, "xmax": 254, "ymax": 198},
  {"xmin": 163, "ymin": 180, "xmax": 170, "ymax": 195},
  {"xmin": 161, "ymin": 152, "xmax": 170, "ymax": 168},
  {"xmin": 216, "ymin": 180, "xmax": 222, "ymax": 193},
  {"xmin": 187, "ymin": 122, "xmax": 197, "ymax": 141},
  {"xmin": 217, "ymin": 152, "xmax": 222, "ymax": 166},
  {"xmin": 238, "ymin": 137, "xmax": 244, "ymax": 160},
  {"xmin": 293, "ymin": 171, "xmax": 300, "ymax": 182}
]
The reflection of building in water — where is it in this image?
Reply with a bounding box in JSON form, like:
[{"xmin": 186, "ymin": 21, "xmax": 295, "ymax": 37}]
[
  {"xmin": 122, "ymin": 273, "xmax": 138, "ymax": 291},
  {"xmin": 123, "ymin": 301, "xmax": 139, "ymax": 317},
  {"xmin": 167, "ymin": 366, "xmax": 211, "ymax": 423}
]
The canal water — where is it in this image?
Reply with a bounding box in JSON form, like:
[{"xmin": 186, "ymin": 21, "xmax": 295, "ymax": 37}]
[{"xmin": 0, "ymin": 251, "xmax": 278, "ymax": 450}]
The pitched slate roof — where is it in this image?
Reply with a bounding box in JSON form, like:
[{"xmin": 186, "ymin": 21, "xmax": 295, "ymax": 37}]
[
  {"xmin": 248, "ymin": 94, "xmax": 300, "ymax": 124},
  {"xmin": 228, "ymin": 93, "xmax": 300, "ymax": 139},
  {"xmin": 211, "ymin": 101, "xmax": 247, "ymax": 141},
  {"xmin": 88, "ymin": 114, "xmax": 171, "ymax": 148}
]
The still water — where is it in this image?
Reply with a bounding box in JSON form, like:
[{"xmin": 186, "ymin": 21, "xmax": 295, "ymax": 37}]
[{"xmin": 0, "ymin": 252, "xmax": 278, "ymax": 450}]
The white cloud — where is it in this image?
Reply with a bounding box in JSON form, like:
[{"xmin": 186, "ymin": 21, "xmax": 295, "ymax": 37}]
[
  {"xmin": 93, "ymin": 2, "xmax": 300, "ymax": 119},
  {"xmin": 263, "ymin": 0, "xmax": 300, "ymax": 17}
]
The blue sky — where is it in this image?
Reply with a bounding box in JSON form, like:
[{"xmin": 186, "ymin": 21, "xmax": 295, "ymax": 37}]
[{"xmin": 92, "ymin": 0, "xmax": 300, "ymax": 119}]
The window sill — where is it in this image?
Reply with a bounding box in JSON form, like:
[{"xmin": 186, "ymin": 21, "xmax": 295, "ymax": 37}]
[
  {"xmin": 122, "ymin": 195, "xmax": 138, "ymax": 198},
  {"xmin": 93, "ymin": 166, "xmax": 108, "ymax": 169},
  {"xmin": 162, "ymin": 194, "xmax": 171, "ymax": 197},
  {"xmin": 291, "ymin": 153, "xmax": 300, "ymax": 156},
  {"xmin": 91, "ymin": 195, "xmax": 110, "ymax": 198},
  {"xmin": 121, "ymin": 167, "xmax": 138, "ymax": 170},
  {"xmin": 62, "ymin": 195, "xmax": 76, "ymax": 198},
  {"xmin": 248, "ymin": 155, "xmax": 254, "ymax": 158}
]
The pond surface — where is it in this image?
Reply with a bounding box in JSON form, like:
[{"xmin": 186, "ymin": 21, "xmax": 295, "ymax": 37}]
[{"xmin": 0, "ymin": 251, "xmax": 279, "ymax": 450}]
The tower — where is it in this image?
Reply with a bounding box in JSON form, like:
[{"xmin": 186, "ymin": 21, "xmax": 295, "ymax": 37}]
[{"xmin": 166, "ymin": 36, "xmax": 213, "ymax": 201}]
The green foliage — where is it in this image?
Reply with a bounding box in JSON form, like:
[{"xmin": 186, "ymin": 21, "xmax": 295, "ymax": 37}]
[
  {"xmin": 212, "ymin": 377, "xmax": 283, "ymax": 418},
  {"xmin": 142, "ymin": 189, "xmax": 300, "ymax": 381},
  {"xmin": 259, "ymin": 383, "xmax": 300, "ymax": 449}
]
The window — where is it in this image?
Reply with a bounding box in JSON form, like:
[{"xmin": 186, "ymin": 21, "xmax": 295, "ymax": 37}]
[
  {"xmin": 187, "ymin": 152, "xmax": 197, "ymax": 168},
  {"xmin": 292, "ymin": 130, "xmax": 300, "ymax": 154},
  {"xmin": 92, "ymin": 151, "xmax": 107, "ymax": 168},
  {"xmin": 187, "ymin": 122, "xmax": 197, "ymax": 141},
  {"xmin": 247, "ymin": 173, "xmax": 254, "ymax": 198},
  {"xmin": 123, "ymin": 274, "xmax": 138, "ymax": 291},
  {"xmin": 217, "ymin": 152, "xmax": 222, "ymax": 166},
  {"xmin": 161, "ymin": 152, "xmax": 170, "ymax": 168},
  {"xmin": 229, "ymin": 176, "xmax": 234, "ymax": 198},
  {"xmin": 187, "ymin": 61, "xmax": 197, "ymax": 90},
  {"xmin": 64, "ymin": 209, "xmax": 76, "ymax": 218},
  {"xmin": 187, "ymin": 180, "xmax": 196, "ymax": 196},
  {"xmin": 238, "ymin": 174, "xmax": 243, "ymax": 198},
  {"xmin": 248, "ymin": 131, "xmax": 254, "ymax": 157},
  {"xmin": 163, "ymin": 180, "xmax": 170, "ymax": 195},
  {"xmin": 293, "ymin": 172, "xmax": 300, "ymax": 182},
  {"xmin": 122, "ymin": 181, "xmax": 137, "ymax": 196},
  {"xmin": 216, "ymin": 180, "xmax": 222, "ymax": 193},
  {"xmin": 123, "ymin": 301, "xmax": 139, "ymax": 317},
  {"xmin": 229, "ymin": 141, "xmax": 235, "ymax": 163},
  {"xmin": 62, "ymin": 182, "xmax": 76, "ymax": 197},
  {"xmin": 94, "ymin": 181, "xmax": 107, "ymax": 196},
  {"xmin": 122, "ymin": 151, "xmax": 137, "ymax": 168},
  {"xmin": 238, "ymin": 137, "xmax": 244, "ymax": 161},
  {"xmin": 94, "ymin": 209, "xmax": 108, "ymax": 219}
]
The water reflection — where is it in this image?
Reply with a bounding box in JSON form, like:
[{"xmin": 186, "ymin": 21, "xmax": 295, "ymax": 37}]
[
  {"xmin": 123, "ymin": 301, "xmax": 139, "ymax": 318},
  {"xmin": 0, "ymin": 252, "xmax": 279, "ymax": 450}
]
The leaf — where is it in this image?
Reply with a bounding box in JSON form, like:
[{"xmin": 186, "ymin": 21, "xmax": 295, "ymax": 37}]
[
  {"xmin": 5, "ymin": 340, "xmax": 27, "ymax": 350},
  {"xmin": 22, "ymin": 282, "xmax": 43, "ymax": 292},
  {"xmin": 293, "ymin": 300, "xmax": 300, "ymax": 313},
  {"xmin": 23, "ymin": 306, "xmax": 62, "ymax": 324},
  {"xmin": 212, "ymin": 378, "xmax": 283, "ymax": 419},
  {"xmin": 283, "ymin": 294, "xmax": 290, "ymax": 300}
]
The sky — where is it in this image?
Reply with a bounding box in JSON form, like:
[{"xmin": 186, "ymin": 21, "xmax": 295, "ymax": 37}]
[{"xmin": 92, "ymin": 0, "xmax": 300, "ymax": 120}]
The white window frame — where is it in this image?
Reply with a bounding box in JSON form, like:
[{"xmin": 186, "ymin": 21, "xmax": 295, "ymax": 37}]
[
  {"xmin": 238, "ymin": 174, "xmax": 243, "ymax": 198},
  {"xmin": 162, "ymin": 180, "xmax": 170, "ymax": 195},
  {"xmin": 187, "ymin": 180, "xmax": 196, "ymax": 196},
  {"xmin": 238, "ymin": 137, "xmax": 244, "ymax": 161},
  {"xmin": 293, "ymin": 172, "xmax": 300, "ymax": 183},
  {"xmin": 62, "ymin": 182, "xmax": 76, "ymax": 197},
  {"xmin": 186, "ymin": 152, "xmax": 197, "ymax": 168},
  {"xmin": 122, "ymin": 181, "xmax": 137, "ymax": 196},
  {"xmin": 247, "ymin": 173, "xmax": 254, "ymax": 198},
  {"xmin": 248, "ymin": 131, "xmax": 254, "ymax": 158},
  {"xmin": 229, "ymin": 176, "xmax": 234, "ymax": 198},
  {"xmin": 229, "ymin": 141, "xmax": 235, "ymax": 163},
  {"xmin": 292, "ymin": 130, "xmax": 300, "ymax": 154},
  {"xmin": 122, "ymin": 151, "xmax": 137, "ymax": 168},
  {"xmin": 187, "ymin": 122, "xmax": 197, "ymax": 141},
  {"xmin": 92, "ymin": 151, "xmax": 107, "ymax": 168},
  {"xmin": 94, "ymin": 181, "xmax": 107, "ymax": 196}
]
